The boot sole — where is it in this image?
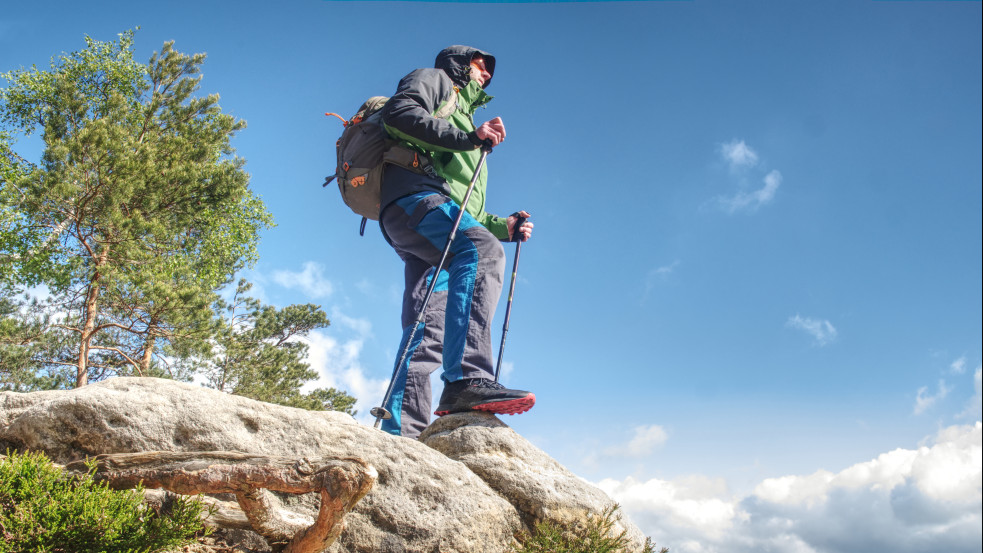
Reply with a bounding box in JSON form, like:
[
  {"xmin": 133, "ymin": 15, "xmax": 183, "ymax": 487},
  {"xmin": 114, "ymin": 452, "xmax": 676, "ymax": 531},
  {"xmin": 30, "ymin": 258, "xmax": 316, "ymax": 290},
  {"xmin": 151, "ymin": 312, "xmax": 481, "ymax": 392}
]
[{"xmin": 435, "ymin": 393, "xmax": 536, "ymax": 417}]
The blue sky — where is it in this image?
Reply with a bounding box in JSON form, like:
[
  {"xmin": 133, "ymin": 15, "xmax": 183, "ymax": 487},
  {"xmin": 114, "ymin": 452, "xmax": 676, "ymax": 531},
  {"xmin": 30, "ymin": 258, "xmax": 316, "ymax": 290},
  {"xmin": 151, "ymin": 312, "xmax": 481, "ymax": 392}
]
[{"xmin": 2, "ymin": 1, "xmax": 981, "ymax": 551}]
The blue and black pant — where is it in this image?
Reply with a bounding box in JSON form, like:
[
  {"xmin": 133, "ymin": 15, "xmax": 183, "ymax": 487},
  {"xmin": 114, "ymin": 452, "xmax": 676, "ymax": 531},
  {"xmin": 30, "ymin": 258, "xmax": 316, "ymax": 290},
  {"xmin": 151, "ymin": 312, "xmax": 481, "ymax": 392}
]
[{"xmin": 380, "ymin": 190, "xmax": 505, "ymax": 438}]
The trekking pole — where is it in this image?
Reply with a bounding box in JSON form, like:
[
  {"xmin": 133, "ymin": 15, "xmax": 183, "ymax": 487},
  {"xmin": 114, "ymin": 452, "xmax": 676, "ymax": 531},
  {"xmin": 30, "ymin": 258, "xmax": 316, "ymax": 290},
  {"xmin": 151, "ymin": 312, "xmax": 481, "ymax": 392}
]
[
  {"xmin": 494, "ymin": 214, "xmax": 526, "ymax": 382},
  {"xmin": 373, "ymin": 145, "xmax": 492, "ymax": 429}
]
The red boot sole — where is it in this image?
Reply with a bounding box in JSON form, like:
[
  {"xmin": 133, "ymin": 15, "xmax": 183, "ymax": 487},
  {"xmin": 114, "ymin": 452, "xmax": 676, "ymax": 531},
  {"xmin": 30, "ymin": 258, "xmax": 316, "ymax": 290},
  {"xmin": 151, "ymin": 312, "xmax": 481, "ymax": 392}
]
[{"xmin": 435, "ymin": 393, "xmax": 536, "ymax": 417}]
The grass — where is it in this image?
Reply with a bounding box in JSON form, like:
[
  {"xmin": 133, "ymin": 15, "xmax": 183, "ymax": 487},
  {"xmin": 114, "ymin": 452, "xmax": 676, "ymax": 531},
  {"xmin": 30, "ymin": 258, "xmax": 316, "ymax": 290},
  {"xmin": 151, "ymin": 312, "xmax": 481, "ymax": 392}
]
[{"xmin": 514, "ymin": 505, "xmax": 668, "ymax": 553}]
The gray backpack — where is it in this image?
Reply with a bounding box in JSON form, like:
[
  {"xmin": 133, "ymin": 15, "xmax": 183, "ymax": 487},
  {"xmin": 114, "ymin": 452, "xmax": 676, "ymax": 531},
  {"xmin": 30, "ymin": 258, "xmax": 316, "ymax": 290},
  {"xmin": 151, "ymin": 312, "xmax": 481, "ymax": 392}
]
[{"xmin": 324, "ymin": 96, "xmax": 451, "ymax": 232}]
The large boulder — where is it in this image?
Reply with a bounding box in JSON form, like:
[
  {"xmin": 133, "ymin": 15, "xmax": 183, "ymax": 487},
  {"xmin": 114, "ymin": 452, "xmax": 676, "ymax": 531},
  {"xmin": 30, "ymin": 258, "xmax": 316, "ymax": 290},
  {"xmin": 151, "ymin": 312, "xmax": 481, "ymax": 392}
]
[
  {"xmin": 421, "ymin": 412, "xmax": 648, "ymax": 551},
  {"xmin": 0, "ymin": 378, "xmax": 519, "ymax": 553},
  {"xmin": 1, "ymin": 377, "xmax": 648, "ymax": 552},
  {"xmin": 0, "ymin": 378, "xmax": 357, "ymax": 460}
]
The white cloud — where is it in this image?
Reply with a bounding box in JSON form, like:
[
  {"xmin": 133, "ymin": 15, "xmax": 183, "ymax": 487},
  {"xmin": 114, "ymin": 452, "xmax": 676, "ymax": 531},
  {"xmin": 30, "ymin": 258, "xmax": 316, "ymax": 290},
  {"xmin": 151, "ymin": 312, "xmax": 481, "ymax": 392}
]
[
  {"xmin": 593, "ymin": 425, "xmax": 669, "ymax": 462},
  {"xmin": 272, "ymin": 261, "xmax": 334, "ymax": 299},
  {"xmin": 753, "ymin": 469, "xmax": 837, "ymax": 507},
  {"xmin": 653, "ymin": 260, "xmax": 680, "ymax": 278},
  {"xmin": 600, "ymin": 422, "xmax": 983, "ymax": 553},
  {"xmin": 720, "ymin": 139, "xmax": 759, "ymax": 170},
  {"xmin": 498, "ymin": 360, "xmax": 515, "ymax": 384},
  {"xmin": 625, "ymin": 424, "xmax": 669, "ymax": 456},
  {"xmin": 786, "ymin": 314, "xmax": 837, "ymax": 346},
  {"xmin": 909, "ymin": 423, "xmax": 982, "ymax": 503},
  {"xmin": 643, "ymin": 260, "xmax": 681, "ymax": 301},
  {"xmin": 330, "ymin": 306, "xmax": 372, "ymax": 337},
  {"xmin": 958, "ymin": 366, "xmax": 982, "ymax": 420},
  {"xmin": 914, "ymin": 379, "xmax": 951, "ymax": 415},
  {"xmin": 761, "ymin": 170, "xmax": 782, "ymax": 202},
  {"xmin": 718, "ymin": 169, "xmax": 782, "ymax": 213},
  {"xmin": 597, "ymin": 474, "xmax": 744, "ymax": 541},
  {"xmin": 950, "ymin": 356, "xmax": 968, "ymax": 374},
  {"xmin": 303, "ymin": 315, "xmax": 388, "ymax": 423},
  {"xmin": 713, "ymin": 139, "xmax": 781, "ymax": 213}
]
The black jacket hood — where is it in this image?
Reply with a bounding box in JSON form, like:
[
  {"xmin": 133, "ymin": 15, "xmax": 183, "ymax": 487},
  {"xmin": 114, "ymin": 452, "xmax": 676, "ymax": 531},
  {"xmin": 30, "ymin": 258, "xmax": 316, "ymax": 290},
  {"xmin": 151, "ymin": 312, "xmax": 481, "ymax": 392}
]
[{"xmin": 434, "ymin": 45, "xmax": 496, "ymax": 89}]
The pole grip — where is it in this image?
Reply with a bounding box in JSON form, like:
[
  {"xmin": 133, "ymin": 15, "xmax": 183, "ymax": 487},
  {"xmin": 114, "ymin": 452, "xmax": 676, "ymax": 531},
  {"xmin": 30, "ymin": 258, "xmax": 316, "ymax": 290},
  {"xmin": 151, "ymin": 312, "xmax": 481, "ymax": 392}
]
[{"xmin": 510, "ymin": 212, "xmax": 528, "ymax": 243}]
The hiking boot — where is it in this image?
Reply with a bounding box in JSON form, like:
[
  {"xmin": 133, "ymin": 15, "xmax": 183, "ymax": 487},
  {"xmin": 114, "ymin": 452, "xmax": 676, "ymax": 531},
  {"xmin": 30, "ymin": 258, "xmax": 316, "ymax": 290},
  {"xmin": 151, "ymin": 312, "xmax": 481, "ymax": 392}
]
[{"xmin": 434, "ymin": 378, "xmax": 536, "ymax": 416}]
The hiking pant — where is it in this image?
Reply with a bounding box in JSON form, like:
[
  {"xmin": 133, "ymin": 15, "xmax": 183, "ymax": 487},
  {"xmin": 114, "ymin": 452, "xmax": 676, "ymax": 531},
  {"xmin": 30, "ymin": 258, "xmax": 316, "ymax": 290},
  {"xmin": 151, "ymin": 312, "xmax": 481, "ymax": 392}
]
[{"xmin": 379, "ymin": 191, "xmax": 505, "ymax": 438}]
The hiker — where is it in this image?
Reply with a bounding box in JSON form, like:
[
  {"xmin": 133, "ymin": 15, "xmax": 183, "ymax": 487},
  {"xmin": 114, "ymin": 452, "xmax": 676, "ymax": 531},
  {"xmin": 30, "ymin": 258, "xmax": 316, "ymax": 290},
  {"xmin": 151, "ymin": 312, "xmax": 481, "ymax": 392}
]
[{"xmin": 378, "ymin": 45, "xmax": 535, "ymax": 438}]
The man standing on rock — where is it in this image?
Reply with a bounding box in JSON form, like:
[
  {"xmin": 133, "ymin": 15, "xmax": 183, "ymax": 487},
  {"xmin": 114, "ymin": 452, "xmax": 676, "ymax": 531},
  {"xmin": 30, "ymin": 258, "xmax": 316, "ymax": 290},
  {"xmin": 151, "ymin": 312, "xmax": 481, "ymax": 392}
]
[{"xmin": 377, "ymin": 46, "xmax": 535, "ymax": 438}]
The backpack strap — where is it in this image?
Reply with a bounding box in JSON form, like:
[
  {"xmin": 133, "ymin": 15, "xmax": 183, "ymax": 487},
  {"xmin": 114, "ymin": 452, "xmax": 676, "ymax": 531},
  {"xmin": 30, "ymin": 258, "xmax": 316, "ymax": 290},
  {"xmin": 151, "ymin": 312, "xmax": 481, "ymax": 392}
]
[
  {"xmin": 378, "ymin": 87, "xmax": 457, "ymax": 180},
  {"xmin": 432, "ymin": 87, "xmax": 460, "ymax": 120},
  {"xmin": 383, "ymin": 146, "xmax": 436, "ymax": 178}
]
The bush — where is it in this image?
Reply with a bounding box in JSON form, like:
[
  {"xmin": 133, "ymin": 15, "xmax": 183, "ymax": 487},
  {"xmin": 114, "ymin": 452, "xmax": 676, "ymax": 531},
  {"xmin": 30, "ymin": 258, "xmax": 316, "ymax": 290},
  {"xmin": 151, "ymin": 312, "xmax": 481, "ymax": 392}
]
[
  {"xmin": 0, "ymin": 450, "xmax": 207, "ymax": 553},
  {"xmin": 514, "ymin": 505, "xmax": 668, "ymax": 553}
]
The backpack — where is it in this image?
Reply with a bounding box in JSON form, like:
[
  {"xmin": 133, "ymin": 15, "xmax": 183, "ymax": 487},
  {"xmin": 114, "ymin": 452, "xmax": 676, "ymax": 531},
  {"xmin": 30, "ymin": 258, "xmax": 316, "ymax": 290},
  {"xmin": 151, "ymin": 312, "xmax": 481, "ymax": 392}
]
[
  {"xmin": 324, "ymin": 95, "xmax": 454, "ymax": 234},
  {"xmin": 322, "ymin": 92, "xmax": 458, "ymax": 235}
]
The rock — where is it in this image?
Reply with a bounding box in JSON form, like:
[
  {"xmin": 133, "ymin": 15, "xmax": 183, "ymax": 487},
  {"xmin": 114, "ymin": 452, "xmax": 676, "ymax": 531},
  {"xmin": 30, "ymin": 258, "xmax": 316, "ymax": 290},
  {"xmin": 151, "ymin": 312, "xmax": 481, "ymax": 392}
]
[
  {"xmin": 1, "ymin": 377, "xmax": 649, "ymax": 552},
  {"xmin": 0, "ymin": 378, "xmax": 520, "ymax": 553},
  {"xmin": 420, "ymin": 411, "xmax": 648, "ymax": 551},
  {"xmin": 0, "ymin": 378, "xmax": 357, "ymax": 461}
]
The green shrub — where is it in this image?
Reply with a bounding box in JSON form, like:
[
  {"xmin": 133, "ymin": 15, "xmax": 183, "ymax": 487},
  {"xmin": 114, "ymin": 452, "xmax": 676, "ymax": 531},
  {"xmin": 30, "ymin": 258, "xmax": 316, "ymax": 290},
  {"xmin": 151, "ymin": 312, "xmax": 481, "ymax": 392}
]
[
  {"xmin": 0, "ymin": 450, "xmax": 207, "ymax": 553},
  {"xmin": 514, "ymin": 505, "xmax": 668, "ymax": 553}
]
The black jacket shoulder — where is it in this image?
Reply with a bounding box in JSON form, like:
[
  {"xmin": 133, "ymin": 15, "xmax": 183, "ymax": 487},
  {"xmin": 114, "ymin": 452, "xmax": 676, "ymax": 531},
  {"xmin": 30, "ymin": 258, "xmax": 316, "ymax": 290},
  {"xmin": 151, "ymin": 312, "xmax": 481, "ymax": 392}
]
[{"xmin": 382, "ymin": 68, "xmax": 474, "ymax": 152}]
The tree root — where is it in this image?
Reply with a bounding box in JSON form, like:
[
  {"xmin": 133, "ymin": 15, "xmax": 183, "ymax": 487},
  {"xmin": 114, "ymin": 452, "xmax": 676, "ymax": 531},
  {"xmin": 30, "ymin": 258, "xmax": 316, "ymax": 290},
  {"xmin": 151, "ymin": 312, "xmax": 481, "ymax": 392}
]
[{"xmin": 67, "ymin": 451, "xmax": 377, "ymax": 553}]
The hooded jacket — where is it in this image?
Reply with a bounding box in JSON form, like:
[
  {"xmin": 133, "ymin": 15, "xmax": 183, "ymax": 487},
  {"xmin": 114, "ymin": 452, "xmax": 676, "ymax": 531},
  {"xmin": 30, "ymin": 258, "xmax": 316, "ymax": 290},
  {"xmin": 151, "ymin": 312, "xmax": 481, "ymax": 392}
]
[{"xmin": 381, "ymin": 46, "xmax": 508, "ymax": 240}]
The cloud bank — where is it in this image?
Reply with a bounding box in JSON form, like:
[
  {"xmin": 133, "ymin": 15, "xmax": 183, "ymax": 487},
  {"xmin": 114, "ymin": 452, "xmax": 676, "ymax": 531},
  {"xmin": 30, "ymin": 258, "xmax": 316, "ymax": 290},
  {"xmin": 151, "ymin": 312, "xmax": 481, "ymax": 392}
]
[{"xmin": 598, "ymin": 422, "xmax": 982, "ymax": 553}]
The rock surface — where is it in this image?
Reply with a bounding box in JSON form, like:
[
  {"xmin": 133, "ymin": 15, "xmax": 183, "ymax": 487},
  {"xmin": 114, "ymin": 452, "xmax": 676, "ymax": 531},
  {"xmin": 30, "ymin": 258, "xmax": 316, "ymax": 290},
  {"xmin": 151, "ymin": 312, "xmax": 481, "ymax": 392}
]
[
  {"xmin": 0, "ymin": 377, "xmax": 647, "ymax": 552},
  {"xmin": 422, "ymin": 412, "xmax": 648, "ymax": 550}
]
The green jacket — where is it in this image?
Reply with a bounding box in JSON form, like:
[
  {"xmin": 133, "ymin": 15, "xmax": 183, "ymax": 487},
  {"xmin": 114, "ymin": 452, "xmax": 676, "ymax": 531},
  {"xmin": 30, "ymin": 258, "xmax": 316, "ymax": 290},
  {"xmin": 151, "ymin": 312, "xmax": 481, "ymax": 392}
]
[{"xmin": 381, "ymin": 46, "xmax": 509, "ymax": 240}]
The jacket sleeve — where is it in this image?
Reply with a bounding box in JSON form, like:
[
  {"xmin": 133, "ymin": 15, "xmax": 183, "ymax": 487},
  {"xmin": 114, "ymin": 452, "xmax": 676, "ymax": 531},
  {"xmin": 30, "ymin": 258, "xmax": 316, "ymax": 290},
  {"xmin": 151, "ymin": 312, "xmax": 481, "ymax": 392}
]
[
  {"xmin": 382, "ymin": 69, "xmax": 481, "ymax": 153},
  {"xmin": 479, "ymin": 212, "xmax": 510, "ymax": 241}
]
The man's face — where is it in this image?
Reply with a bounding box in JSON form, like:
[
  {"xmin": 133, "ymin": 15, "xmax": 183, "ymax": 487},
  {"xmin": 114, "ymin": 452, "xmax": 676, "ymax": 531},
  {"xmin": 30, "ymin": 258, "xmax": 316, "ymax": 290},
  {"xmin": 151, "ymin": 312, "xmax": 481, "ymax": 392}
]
[{"xmin": 469, "ymin": 55, "xmax": 491, "ymax": 88}]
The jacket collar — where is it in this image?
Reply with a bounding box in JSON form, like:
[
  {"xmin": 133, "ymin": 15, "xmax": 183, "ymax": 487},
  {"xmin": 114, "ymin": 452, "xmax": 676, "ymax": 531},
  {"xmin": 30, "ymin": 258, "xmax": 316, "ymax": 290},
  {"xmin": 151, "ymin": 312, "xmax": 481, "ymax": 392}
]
[{"xmin": 457, "ymin": 80, "xmax": 493, "ymax": 111}]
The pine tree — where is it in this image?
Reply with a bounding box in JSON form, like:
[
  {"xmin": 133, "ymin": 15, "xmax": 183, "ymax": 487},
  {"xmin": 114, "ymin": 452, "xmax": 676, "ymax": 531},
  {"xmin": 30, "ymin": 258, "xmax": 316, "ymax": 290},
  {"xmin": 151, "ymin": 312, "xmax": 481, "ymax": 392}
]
[
  {"xmin": 199, "ymin": 280, "xmax": 357, "ymax": 415},
  {"xmin": 0, "ymin": 31, "xmax": 273, "ymax": 387}
]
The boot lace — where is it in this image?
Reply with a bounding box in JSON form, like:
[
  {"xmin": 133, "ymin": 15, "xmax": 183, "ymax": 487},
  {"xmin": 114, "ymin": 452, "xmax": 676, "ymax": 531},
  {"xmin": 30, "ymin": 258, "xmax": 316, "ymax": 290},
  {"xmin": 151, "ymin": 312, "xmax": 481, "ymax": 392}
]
[{"xmin": 464, "ymin": 378, "xmax": 506, "ymax": 390}]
